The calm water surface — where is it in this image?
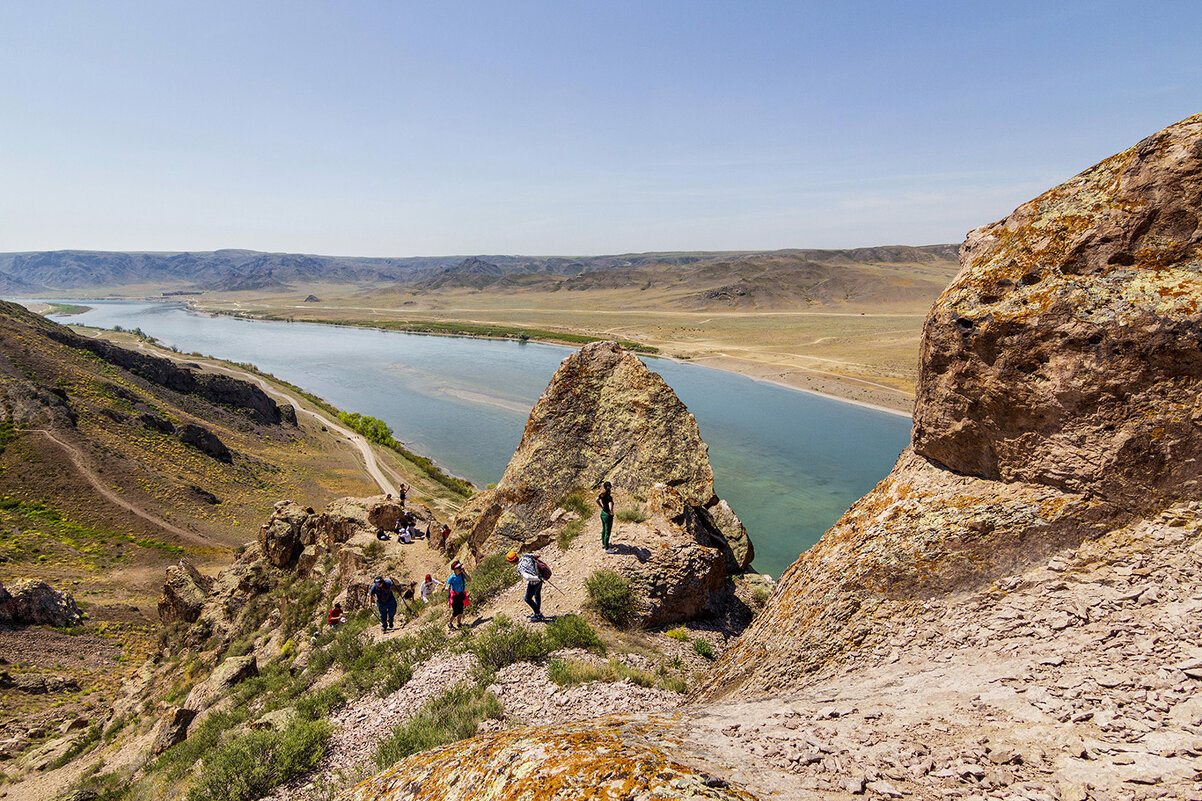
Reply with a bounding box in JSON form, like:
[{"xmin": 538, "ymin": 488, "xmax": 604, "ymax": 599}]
[{"xmin": 45, "ymin": 300, "xmax": 911, "ymax": 578}]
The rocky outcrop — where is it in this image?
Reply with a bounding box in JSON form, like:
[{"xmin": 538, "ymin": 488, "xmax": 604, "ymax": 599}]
[
  {"xmin": 697, "ymin": 113, "xmax": 1202, "ymax": 700},
  {"xmin": 453, "ymin": 341, "xmax": 752, "ymax": 571},
  {"xmin": 183, "ymin": 654, "xmax": 257, "ymax": 713},
  {"xmin": 157, "ymin": 559, "xmax": 214, "ymax": 623},
  {"xmin": 150, "ymin": 707, "xmax": 197, "ymax": 755},
  {"xmin": 177, "ymin": 422, "xmax": 233, "ymax": 463},
  {"xmin": 0, "ymin": 579, "xmax": 83, "ymax": 627},
  {"xmin": 335, "ymin": 724, "xmax": 758, "ymax": 801}
]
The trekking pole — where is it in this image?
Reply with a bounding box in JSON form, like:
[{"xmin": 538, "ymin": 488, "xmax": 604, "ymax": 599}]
[{"xmin": 544, "ymin": 579, "xmax": 568, "ymax": 597}]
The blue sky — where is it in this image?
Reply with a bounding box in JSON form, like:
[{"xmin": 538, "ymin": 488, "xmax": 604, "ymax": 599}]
[{"xmin": 1, "ymin": 1, "xmax": 1199, "ymax": 256}]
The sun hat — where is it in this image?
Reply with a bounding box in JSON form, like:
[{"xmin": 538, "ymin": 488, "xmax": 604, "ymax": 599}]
[
  {"xmin": 506, "ymin": 551, "xmax": 518, "ymax": 562},
  {"xmin": 451, "ymin": 561, "xmax": 461, "ymax": 570}
]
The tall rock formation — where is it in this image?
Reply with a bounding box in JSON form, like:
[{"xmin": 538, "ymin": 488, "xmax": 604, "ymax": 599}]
[
  {"xmin": 453, "ymin": 340, "xmax": 753, "ymax": 571},
  {"xmin": 698, "ymin": 112, "xmax": 1202, "ymax": 699}
]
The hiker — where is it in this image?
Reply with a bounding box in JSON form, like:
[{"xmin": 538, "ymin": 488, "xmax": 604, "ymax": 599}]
[
  {"xmin": 368, "ymin": 575, "xmax": 399, "ymax": 632},
  {"xmin": 402, "ymin": 581, "xmax": 417, "ymax": 601},
  {"xmin": 399, "ymin": 526, "xmax": 414, "ymax": 544},
  {"xmin": 375, "ymin": 528, "xmax": 391, "ymax": 541},
  {"xmin": 509, "ymin": 550, "xmax": 547, "ymax": 622},
  {"xmin": 398, "ymin": 483, "xmax": 407, "ymax": 505},
  {"xmin": 446, "ymin": 560, "xmax": 471, "ymax": 630},
  {"xmin": 440, "ymin": 524, "xmax": 451, "ymax": 552},
  {"xmin": 327, "ymin": 602, "xmax": 346, "ymax": 627},
  {"xmin": 419, "ymin": 574, "xmax": 436, "ymax": 602},
  {"xmin": 598, "ymin": 481, "xmax": 616, "ymax": 553}
]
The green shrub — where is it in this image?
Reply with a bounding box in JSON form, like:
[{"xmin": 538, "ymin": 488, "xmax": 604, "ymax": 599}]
[
  {"xmin": 556, "ymin": 518, "xmax": 585, "ymax": 550},
  {"xmin": 374, "ymin": 684, "xmax": 501, "ymax": 768},
  {"xmin": 584, "ymin": 570, "xmax": 635, "ymax": 626},
  {"xmin": 362, "ymin": 540, "xmax": 385, "ymax": 560},
  {"xmin": 615, "ymin": 506, "xmax": 647, "ymax": 523},
  {"xmin": 692, "ymin": 638, "xmax": 715, "ymax": 660},
  {"xmin": 752, "ymin": 586, "xmax": 771, "ymax": 608},
  {"xmin": 470, "ymin": 553, "xmax": 519, "ymax": 606},
  {"xmin": 188, "ymin": 720, "xmax": 331, "ymax": 801},
  {"xmin": 294, "ymin": 684, "xmax": 347, "ymax": 719},
  {"xmin": 666, "ymin": 627, "xmax": 689, "ymax": 641},
  {"xmin": 546, "ymin": 658, "xmax": 656, "ymax": 688},
  {"xmin": 470, "ymin": 615, "xmax": 551, "ymax": 670},
  {"xmin": 557, "ymin": 489, "xmax": 594, "ymax": 520},
  {"xmin": 545, "ymin": 614, "xmax": 605, "ymax": 654}
]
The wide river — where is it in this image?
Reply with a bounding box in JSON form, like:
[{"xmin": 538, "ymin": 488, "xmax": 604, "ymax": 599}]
[{"xmin": 45, "ymin": 301, "xmax": 911, "ymax": 578}]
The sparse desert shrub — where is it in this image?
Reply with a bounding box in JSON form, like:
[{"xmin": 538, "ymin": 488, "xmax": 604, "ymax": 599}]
[
  {"xmin": 692, "ymin": 638, "xmax": 715, "ymax": 660},
  {"xmin": 470, "ymin": 615, "xmax": 551, "ymax": 670},
  {"xmin": 752, "ymin": 585, "xmax": 771, "ymax": 608},
  {"xmin": 362, "ymin": 540, "xmax": 384, "ymax": 560},
  {"xmin": 616, "ymin": 506, "xmax": 647, "ymax": 523},
  {"xmin": 374, "ymin": 683, "xmax": 502, "ymax": 768},
  {"xmin": 187, "ymin": 719, "xmax": 331, "ymax": 801},
  {"xmin": 556, "ymin": 518, "xmax": 585, "ymax": 550},
  {"xmin": 470, "ymin": 553, "xmax": 519, "ymax": 606},
  {"xmin": 294, "ymin": 684, "xmax": 347, "ymax": 720},
  {"xmin": 666, "ymin": 626, "xmax": 689, "ymax": 641},
  {"xmin": 545, "ymin": 614, "xmax": 605, "ymax": 654},
  {"xmin": 557, "ymin": 489, "xmax": 593, "ymax": 519},
  {"xmin": 546, "ymin": 658, "xmax": 656, "ymax": 688},
  {"xmin": 584, "ymin": 570, "xmax": 635, "ymax": 626}
]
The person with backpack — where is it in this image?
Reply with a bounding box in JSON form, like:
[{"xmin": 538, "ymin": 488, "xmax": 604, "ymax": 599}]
[
  {"xmin": 508, "ymin": 550, "xmax": 549, "ymax": 622},
  {"xmin": 446, "ymin": 561, "xmax": 471, "ymax": 630},
  {"xmin": 368, "ymin": 575, "xmax": 399, "ymax": 632}
]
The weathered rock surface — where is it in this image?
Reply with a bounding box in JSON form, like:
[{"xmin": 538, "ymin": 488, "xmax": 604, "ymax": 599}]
[
  {"xmin": 335, "ymin": 724, "xmax": 758, "ymax": 801},
  {"xmin": 698, "ymin": 112, "xmax": 1202, "ymax": 700},
  {"xmin": 453, "ymin": 340, "xmax": 752, "ymax": 570},
  {"xmin": 183, "ymin": 654, "xmax": 257, "ymax": 712},
  {"xmin": 150, "ymin": 706, "xmax": 196, "ymax": 755},
  {"xmin": 157, "ymin": 559, "xmax": 214, "ymax": 623},
  {"xmin": 0, "ymin": 579, "xmax": 83, "ymax": 627}
]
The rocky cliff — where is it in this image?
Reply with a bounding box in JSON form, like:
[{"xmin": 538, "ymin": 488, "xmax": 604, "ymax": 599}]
[
  {"xmin": 697, "ymin": 112, "xmax": 1202, "ymax": 700},
  {"xmin": 453, "ymin": 340, "xmax": 752, "ymax": 572}
]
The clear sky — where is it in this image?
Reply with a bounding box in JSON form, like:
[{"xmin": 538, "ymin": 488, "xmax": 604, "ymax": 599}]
[{"xmin": 1, "ymin": 1, "xmax": 1199, "ymax": 256}]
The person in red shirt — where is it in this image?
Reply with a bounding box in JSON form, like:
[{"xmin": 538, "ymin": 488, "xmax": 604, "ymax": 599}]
[{"xmin": 327, "ymin": 602, "xmax": 346, "ymax": 627}]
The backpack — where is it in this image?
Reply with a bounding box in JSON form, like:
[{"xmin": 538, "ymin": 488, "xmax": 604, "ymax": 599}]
[{"xmin": 536, "ymin": 557, "xmax": 552, "ymax": 580}]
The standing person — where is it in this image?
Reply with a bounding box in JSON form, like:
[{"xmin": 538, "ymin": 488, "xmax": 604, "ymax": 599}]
[
  {"xmin": 419, "ymin": 574, "xmax": 436, "ymax": 602},
  {"xmin": 597, "ymin": 481, "xmax": 616, "ymax": 553},
  {"xmin": 446, "ymin": 561, "xmax": 471, "ymax": 630},
  {"xmin": 398, "ymin": 483, "xmax": 408, "ymax": 505},
  {"xmin": 440, "ymin": 524, "xmax": 451, "ymax": 553},
  {"xmin": 368, "ymin": 575, "xmax": 399, "ymax": 633},
  {"xmin": 509, "ymin": 550, "xmax": 547, "ymax": 622}
]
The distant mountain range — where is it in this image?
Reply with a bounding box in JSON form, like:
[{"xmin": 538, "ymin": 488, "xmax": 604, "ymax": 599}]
[{"xmin": 0, "ymin": 245, "xmax": 960, "ymax": 308}]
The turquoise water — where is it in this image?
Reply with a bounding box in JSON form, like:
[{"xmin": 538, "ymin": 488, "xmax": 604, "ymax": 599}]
[{"xmin": 43, "ymin": 300, "xmax": 911, "ymax": 578}]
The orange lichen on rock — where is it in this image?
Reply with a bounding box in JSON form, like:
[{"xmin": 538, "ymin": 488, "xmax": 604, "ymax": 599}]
[
  {"xmin": 335, "ymin": 723, "xmax": 759, "ymax": 801},
  {"xmin": 695, "ymin": 113, "xmax": 1202, "ymax": 701}
]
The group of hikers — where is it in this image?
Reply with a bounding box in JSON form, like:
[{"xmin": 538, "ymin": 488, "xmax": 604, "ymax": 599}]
[{"xmin": 328, "ymin": 481, "xmax": 619, "ymax": 633}]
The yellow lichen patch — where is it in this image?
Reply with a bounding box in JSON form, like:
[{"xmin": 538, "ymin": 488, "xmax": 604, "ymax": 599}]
[{"xmin": 337, "ymin": 723, "xmax": 758, "ymax": 801}]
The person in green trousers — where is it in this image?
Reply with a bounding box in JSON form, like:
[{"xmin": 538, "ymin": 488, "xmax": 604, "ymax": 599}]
[{"xmin": 598, "ymin": 481, "xmax": 616, "ymax": 553}]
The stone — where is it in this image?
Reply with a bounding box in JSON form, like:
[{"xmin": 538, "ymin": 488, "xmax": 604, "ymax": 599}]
[
  {"xmin": 157, "ymin": 558, "xmax": 213, "ymax": 623},
  {"xmin": 696, "ymin": 113, "xmax": 1202, "ymax": 700},
  {"xmin": 183, "ymin": 655, "xmax": 257, "ymax": 712},
  {"xmin": 150, "ymin": 707, "xmax": 196, "ymax": 755},
  {"xmin": 0, "ymin": 578, "xmax": 84, "ymax": 627},
  {"xmin": 452, "ymin": 341, "xmax": 750, "ymax": 566},
  {"xmin": 258, "ymin": 500, "xmax": 310, "ymax": 567},
  {"xmin": 177, "ymin": 422, "xmax": 233, "ymax": 463}
]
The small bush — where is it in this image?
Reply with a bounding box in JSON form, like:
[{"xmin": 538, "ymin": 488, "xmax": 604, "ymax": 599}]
[
  {"xmin": 470, "ymin": 553, "xmax": 520, "ymax": 606},
  {"xmin": 470, "ymin": 615, "xmax": 551, "ymax": 670},
  {"xmin": 658, "ymin": 674, "xmax": 689, "ymax": 694},
  {"xmin": 615, "ymin": 506, "xmax": 647, "ymax": 523},
  {"xmin": 188, "ymin": 719, "xmax": 331, "ymax": 801},
  {"xmin": 666, "ymin": 627, "xmax": 689, "ymax": 641},
  {"xmin": 294, "ymin": 684, "xmax": 347, "ymax": 719},
  {"xmin": 362, "ymin": 540, "xmax": 385, "ymax": 560},
  {"xmin": 546, "ymin": 657, "xmax": 656, "ymax": 688},
  {"xmin": 558, "ymin": 489, "xmax": 594, "ymax": 519},
  {"xmin": 584, "ymin": 570, "xmax": 635, "ymax": 626},
  {"xmin": 374, "ymin": 684, "xmax": 501, "ymax": 768},
  {"xmin": 752, "ymin": 586, "xmax": 771, "ymax": 608},
  {"xmin": 692, "ymin": 638, "xmax": 715, "ymax": 660},
  {"xmin": 545, "ymin": 614, "xmax": 605, "ymax": 654},
  {"xmin": 556, "ymin": 518, "xmax": 585, "ymax": 550}
]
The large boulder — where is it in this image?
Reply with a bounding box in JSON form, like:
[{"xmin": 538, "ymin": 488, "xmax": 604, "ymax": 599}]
[
  {"xmin": 0, "ymin": 579, "xmax": 83, "ymax": 627},
  {"xmin": 157, "ymin": 559, "xmax": 214, "ymax": 623},
  {"xmin": 453, "ymin": 341, "xmax": 751, "ymax": 568},
  {"xmin": 183, "ymin": 654, "xmax": 257, "ymax": 712},
  {"xmin": 177, "ymin": 423, "xmax": 233, "ymax": 463},
  {"xmin": 258, "ymin": 500, "xmax": 311, "ymax": 567},
  {"xmin": 699, "ymin": 113, "xmax": 1202, "ymax": 700},
  {"xmin": 150, "ymin": 707, "xmax": 197, "ymax": 755}
]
